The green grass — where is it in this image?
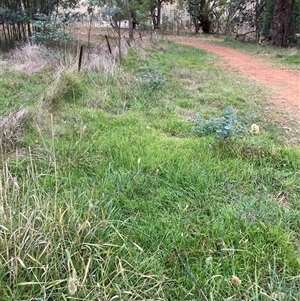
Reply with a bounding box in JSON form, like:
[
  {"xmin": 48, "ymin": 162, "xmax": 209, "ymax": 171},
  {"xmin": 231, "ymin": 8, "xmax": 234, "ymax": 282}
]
[
  {"xmin": 213, "ymin": 37, "xmax": 300, "ymax": 69},
  {"xmin": 0, "ymin": 41, "xmax": 300, "ymax": 300},
  {"xmin": 0, "ymin": 70, "xmax": 51, "ymax": 111},
  {"xmin": 275, "ymin": 53, "xmax": 300, "ymax": 65}
]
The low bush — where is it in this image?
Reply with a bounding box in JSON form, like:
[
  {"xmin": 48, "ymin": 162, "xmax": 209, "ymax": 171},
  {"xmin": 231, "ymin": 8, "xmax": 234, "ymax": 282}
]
[{"xmin": 194, "ymin": 106, "xmax": 255, "ymax": 141}]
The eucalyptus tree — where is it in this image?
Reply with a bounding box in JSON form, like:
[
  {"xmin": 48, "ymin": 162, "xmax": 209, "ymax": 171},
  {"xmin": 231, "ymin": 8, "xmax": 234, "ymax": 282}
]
[
  {"xmin": 138, "ymin": 0, "xmax": 174, "ymax": 30},
  {"xmin": 268, "ymin": 0, "xmax": 296, "ymax": 46},
  {"xmin": 184, "ymin": 0, "xmax": 227, "ymax": 34},
  {"xmin": 0, "ymin": 0, "xmax": 80, "ymax": 48},
  {"xmin": 99, "ymin": 0, "xmax": 137, "ymax": 61}
]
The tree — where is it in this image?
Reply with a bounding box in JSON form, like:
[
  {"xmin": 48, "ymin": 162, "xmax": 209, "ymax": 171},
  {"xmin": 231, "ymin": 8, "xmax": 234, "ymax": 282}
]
[
  {"xmin": 101, "ymin": 0, "xmax": 128, "ymax": 61},
  {"xmin": 261, "ymin": 0, "xmax": 276, "ymax": 38},
  {"xmin": 268, "ymin": 0, "xmax": 295, "ymax": 46},
  {"xmin": 0, "ymin": 0, "xmax": 80, "ymax": 48},
  {"xmin": 152, "ymin": 0, "xmax": 164, "ymax": 29},
  {"xmin": 185, "ymin": 0, "xmax": 226, "ymax": 34},
  {"xmin": 139, "ymin": 0, "xmax": 174, "ymax": 30},
  {"xmin": 226, "ymin": 0, "xmax": 266, "ymax": 42},
  {"xmin": 289, "ymin": 0, "xmax": 300, "ymax": 44}
]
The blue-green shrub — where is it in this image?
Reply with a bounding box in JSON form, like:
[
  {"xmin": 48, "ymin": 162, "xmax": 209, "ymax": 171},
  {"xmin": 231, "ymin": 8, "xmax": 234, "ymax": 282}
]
[{"xmin": 194, "ymin": 107, "xmax": 252, "ymax": 141}]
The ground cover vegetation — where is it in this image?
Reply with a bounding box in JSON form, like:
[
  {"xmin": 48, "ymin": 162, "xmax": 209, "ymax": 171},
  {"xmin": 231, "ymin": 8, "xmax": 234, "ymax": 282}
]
[
  {"xmin": 207, "ymin": 37, "xmax": 300, "ymax": 70},
  {"xmin": 0, "ymin": 35, "xmax": 300, "ymax": 301}
]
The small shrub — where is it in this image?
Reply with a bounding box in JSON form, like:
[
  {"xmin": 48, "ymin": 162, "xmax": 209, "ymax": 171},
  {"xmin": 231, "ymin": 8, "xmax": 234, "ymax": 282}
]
[{"xmin": 194, "ymin": 107, "xmax": 253, "ymax": 141}]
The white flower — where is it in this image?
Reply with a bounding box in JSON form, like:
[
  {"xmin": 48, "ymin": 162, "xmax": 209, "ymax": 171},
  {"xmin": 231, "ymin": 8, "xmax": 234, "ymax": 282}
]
[
  {"xmin": 68, "ymin": 276, "xmax": 78, "ymax": 295},
  {"xmin": 205, "ymin": 257, "xmax": 213, "ymax": 265},
  {"xmin": 251, "ymin": 124, "xmax": 260, "ymax": 134}
]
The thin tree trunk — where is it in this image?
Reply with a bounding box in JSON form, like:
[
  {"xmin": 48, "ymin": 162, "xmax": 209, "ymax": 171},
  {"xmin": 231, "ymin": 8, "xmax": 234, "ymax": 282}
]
[
  {"xmin": 27, "ymin": 22, "xmax": 31, "ymax": 41},
  {"xmin": 128, "ymin": 11, "xmax": 134, "ymax": 40},
  {"xmin": 151, "ymin": 9, "xmax": 158, "ymax": 30},
  {"xmin": 118, "ymin": 22, "xmax": 122, "ymax": 63},
  {"xmin": 2, "ymin": 23, "xmax": 8, "ymax": 45},
  {"xmin": 157, "ymin": 0, "xmax": 162, "ymax": 29},
  {"xmin": 87, "ymin": 12, "xmax": 93, "ymax": 60}
]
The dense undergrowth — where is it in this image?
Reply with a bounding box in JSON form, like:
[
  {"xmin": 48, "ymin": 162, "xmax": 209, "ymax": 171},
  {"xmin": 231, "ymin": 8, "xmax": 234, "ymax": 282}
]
[{"xmin": 0, "ymin": 39, "xmax": 300, "ymax": 301}]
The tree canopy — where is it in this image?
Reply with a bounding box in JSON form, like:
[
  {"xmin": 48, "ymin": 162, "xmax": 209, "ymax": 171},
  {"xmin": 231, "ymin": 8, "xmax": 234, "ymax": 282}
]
[{"xmin": 1, "ymin": 0, "xmax": 299, "ymax": 49}]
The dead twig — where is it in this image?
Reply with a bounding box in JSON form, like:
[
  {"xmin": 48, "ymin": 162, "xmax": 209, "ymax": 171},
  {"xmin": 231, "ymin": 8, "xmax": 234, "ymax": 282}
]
[{"xmin": 174, "ymin": 248, "xmax": 209, "ymax": 301}]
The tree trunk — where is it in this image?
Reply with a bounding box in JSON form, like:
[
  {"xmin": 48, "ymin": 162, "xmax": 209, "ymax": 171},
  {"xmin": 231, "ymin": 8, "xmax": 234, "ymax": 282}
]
[
  {"xmin": 118, "ymin": 22, "xmax": 122, "ymax": 63},
  {"xmin": 268, "ymin": 0, "xmax": 295, "ymax": 47},
  {"xmin": 199, "ymin": 0, "xmax": 210, "ymax": 34},
  {"xmin": 194, "ymin": 20, "xmax": 200, "ymax": 34},
  {"xmin": 151, "ymin": 0, "xmax": 163, "ymax": 30},
  {"xmin": 128, "ymin": 11, "xmax": 134, "ymax": 40},
  {"xmin": 156, "ymin": 0, "xmax": 162, "ymax": 29},
  {"xmin": 201, "ymin": 15, "xmax": 211, "ymax": 33},
  {"xmin": 151, "ymin": 9, "xmax": 158, "ymax": 30}
]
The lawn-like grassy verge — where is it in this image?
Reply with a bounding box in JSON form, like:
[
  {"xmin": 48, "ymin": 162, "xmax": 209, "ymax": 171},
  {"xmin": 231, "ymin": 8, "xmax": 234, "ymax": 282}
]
[{"xmin": 0, "ymin": 40, "xmax": 299, "ymax": 301}]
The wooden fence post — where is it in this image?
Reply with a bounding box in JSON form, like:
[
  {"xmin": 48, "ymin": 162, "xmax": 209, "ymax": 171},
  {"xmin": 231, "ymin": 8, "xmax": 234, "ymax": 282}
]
[
  {"xmin": 124, "ymin": 36, "xmax": 131, "ymax": 47},
  {"xmin": 105, "ymin": 35, "xmax": 112, "ymax": 55},
  {"xmin": 78, "ymin": 45, "xmax": 84, "ymax": 72}
]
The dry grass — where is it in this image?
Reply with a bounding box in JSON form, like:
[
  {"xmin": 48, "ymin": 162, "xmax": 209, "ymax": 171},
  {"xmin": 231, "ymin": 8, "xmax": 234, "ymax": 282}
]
[
  {"xmin": 3, "ymin": 44, "xmax": 53, "ymax": 74},
  {"xmin": 0, "ymin": 57, "xmax": 6, "ymax": 74},
  {"xmin": 1, "ymin": 27, "xmax": 156, "ymax": 75},
  {"xmin": 0, "ymin": 109, "xmax": 29, "ymax": 154},
  {"xmin": 82, "ymin": 34, "xmax": 155, "ymax": 71},
  {"xmin": 2, "ymin": 41, "xmax": 107, "ymax": 74}
]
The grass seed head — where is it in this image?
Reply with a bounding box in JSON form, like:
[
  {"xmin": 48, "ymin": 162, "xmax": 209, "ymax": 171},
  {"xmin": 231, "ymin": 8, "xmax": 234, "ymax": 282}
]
[
  {"xmin": 231, "ymin": 275, "xmax": 242, "ymax": 286},
  {"xmin": 68, "ymin": 276, "xmax": 78, "ymax": 295}
]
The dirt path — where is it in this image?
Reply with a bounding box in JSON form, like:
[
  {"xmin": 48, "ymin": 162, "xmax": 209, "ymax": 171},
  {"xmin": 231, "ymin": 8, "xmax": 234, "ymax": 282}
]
[{"xmin": 177, "ymin": 41, "xmax": 300, "ymax": 116}]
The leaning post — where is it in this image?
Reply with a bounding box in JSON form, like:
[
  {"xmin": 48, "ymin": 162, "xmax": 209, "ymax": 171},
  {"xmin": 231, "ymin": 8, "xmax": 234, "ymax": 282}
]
[{"xmin": 78, "ymin": 45, "xmax": 84, "ymax": 72}]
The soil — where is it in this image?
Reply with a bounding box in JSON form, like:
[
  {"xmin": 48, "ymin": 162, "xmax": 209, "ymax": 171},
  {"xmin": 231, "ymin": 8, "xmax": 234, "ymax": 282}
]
[{"xmin": 176, "ymin": 40, "xmax": 300, "ymax": 117}]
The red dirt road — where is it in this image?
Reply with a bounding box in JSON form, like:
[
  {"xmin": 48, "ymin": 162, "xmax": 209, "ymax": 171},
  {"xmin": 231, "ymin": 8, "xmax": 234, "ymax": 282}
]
[{"xmin": 177, "ymin": 41, "xmax": 300, "ymax": 116}]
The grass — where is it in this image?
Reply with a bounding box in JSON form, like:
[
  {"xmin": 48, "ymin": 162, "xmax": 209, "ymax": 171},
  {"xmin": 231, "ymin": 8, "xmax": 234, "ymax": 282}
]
[
  {"xmin": 0, "ymin": 39, "xmax": 300, "ymax": 301},
  {"xmin": 212, "ymin": 37, "xmax": 300, "ymax": 70}
]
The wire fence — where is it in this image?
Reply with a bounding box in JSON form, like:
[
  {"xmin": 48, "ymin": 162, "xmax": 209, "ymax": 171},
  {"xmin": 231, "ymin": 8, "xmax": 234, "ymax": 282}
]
[{"xmin": 0, "ymin": 31, "xmax": 157, "ymax": 134}]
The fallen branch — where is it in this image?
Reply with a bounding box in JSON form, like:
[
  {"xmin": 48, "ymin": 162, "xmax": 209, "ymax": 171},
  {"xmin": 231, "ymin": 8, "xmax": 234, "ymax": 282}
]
[{"xmin": 235, "ymin": 30, "xmax": 257, "ymax": 42}]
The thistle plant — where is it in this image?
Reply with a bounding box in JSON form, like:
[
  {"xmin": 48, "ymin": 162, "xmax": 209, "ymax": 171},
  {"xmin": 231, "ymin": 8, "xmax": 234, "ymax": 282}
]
[{"xmin": 194, "ymin": 107, "xmax": 253, "ymax": 141}]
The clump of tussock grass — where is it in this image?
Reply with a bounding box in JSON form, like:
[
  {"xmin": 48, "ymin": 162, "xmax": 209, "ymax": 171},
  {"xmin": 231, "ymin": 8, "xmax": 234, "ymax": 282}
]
[
  {"xmin": 84, "ymin": 38, "xmax": 130, "ymax": 71},
  {"xmin": 3, "ymin": 43, "xmax": 77, "ymax": 74},
  {"xmin": 3, "ymin": 43, "xmax": 52, "ymax": 74},
  {"xmin": 0, "ymin": 144, "xmax": 168, "ymax": 300},
  {"xmin": 0, "ymin": 108, "xmax": 29, "ymax": 154},
  {"xmin": 85, "ymin": 51, "xmax": 116, "ymax": 72},
  {"xmin": 41, "ymin": 70, "xmax": 85, "ymax": 112}
]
